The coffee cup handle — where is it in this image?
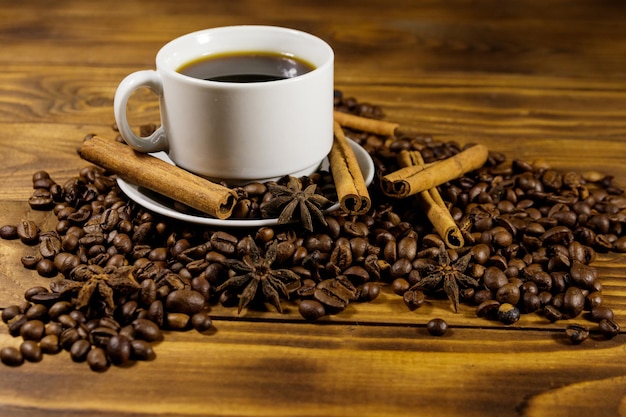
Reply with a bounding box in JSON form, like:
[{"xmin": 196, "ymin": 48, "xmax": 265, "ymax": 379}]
[{"xmin": 113, "ymin": 70, "xmax": 168, "ymax": 153}]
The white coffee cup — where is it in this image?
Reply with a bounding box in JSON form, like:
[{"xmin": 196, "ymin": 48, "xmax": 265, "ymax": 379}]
[{"xmin": 114, "ymin": 25, "xmax": 334, "ymax": 183}]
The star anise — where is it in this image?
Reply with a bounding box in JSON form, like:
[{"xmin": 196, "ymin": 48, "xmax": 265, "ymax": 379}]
[
  {"xmin": 261, "ymin": 176, "xmax": 332, "ymax": 232},
  {"xmin": 50, "ymin": 265, "xmax": 141, "ymax": 311},
  {"xmin": 408, "ymin": 245, "xmax": 478, "ymax": 313},
  {"xmin": 216, "ymin": 238, "xmax": 301, "ymax": 313}
]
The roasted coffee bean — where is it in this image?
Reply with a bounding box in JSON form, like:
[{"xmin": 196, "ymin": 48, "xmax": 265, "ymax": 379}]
[
  {"xmin": 426, "ymin": 318, "xmax": 448, "ymax": 336},
  {"xmin": 39, "ymin": 231, "xmax": 62, "ymax": 259},
  {"xmin": 562, "ymin": 287, "xmax": 585, "ymax": 319},
  {"xmin": 522, "ymin": 292, "xmax": 541, "ymax": 314},
  {"xmin": 147, "ymin": 300, "xmax": 164, "ymax": 328},
  {"xmin": 70, "ymin": 339, "xmax": 92, "ymax": 362},
  {"xmin": 190, "ymin": 312, "xmax": 213, "ymax": 332},
  {"xmin": 483, "ymin": 267, "xmax": 509, "ymax": 291},
  {"xmin": 570, "ymin": 261, "xmax": 597, "ymax": 289},
  {"xmin": 590, "ymin": 306, "xmax": 614, "ymax": 322},
  {"xmin": 166, "ymin": 313, "xmax": 191, "ymax": 330},
  {"xmin": 20, "ymin": 255, "xmax": 41, "ymax": 270},
  {"xmin": 132, "ymin": 318, "xmax": 161, "ymax": 342},
  {"xmin": 165, "ymin": 289, "xmax": 206, "ymax": 315},
  {"xmin": 565, "ymin": 324, "xmax": 589, "ymax": 345},
  {"xmin": 615, "ymin": 236, "xmax": 626, "ymax": 253},
  {"xmin": 1, "ymin": 305, "xmax": 22, "ymax": 323},
  {"xmin": 299, "ymin": 299, "xmax": 326, "ymax": 321},
  {"xmin": 48, "ymin": 301, "xmax": 73, "ymax": 320},
  {"xmin": 130, "ymin": 340, "xmax": 156, "ymax": 361},
  {"xmin": 59, "ymin": 328, "xmax": 81, "ymax": 350},
  {"xmin": 397, "ymin": 234, "xmax": 418, "ymax": 261},
  {"xmin": 359, "ymin": 282, "xmax": 380, "ymax": 302},
  {"xmin": 471, "ymin": 243, "xmax": 491, "ymax": 265},
  {"xmin": 403, "ymin": 289, "xmax": 425, "ymax": 311},
  {"xmin": 7, "ymin": 314, "xmax": 27, "ymax": 336},
  {"xmin": 495, "ymin": 283, "xmax": 520, "ymax": 306},
  {"xmin": 117, "ymin": 300, "xmax": 138, "ymax": 324},
  {"xmin": 106, "ymin": 334, "xmax": 132, "ymax": 365},
  {"xmin": 139, "ymin": 279, "xmax": 157, "ymax": 306},
  {"xmin": 497, "ymin": 303, "xmax": 520, "ymax": 325},
  {"xmin": 0, "ymin": 224, "xmax": 18, "ymax": 240},
  {"xmin": 57, "ymin": 314, "xmax": 78, "ymax": 329},
  {"xmin": 40, "ymin": 334, "xmax": 60, "ymax": 354},
  {"xmin": 531, "ymin": 271, "xmax": 552, "ymax": 292},
  {"xmin": 89, "ymin": 326, "xmax": 118, "ymax": 347},
  {"xmin": 391, "ymin": 278, "xmax": 410, "ymax": 295},
  {"xmin": 210, "ymin": 231, "xmax": 238, "ymax": 255},
  {"xmin": 16, "ymin": 220, "xmax": 39, "ymax": 245},
  {"xmin": 476, "ymin": 300, "xmax": 500, "ymax": 318},
  {"xmin": 20, "ymin": 340, "xmax": 43, "ymax": 363},
  {"xmin": 99, "ymin": 317, "xmax": 121, "ymax": 332},
  {"xmin": 544, "ymin": 305, "xmax": 563, "ymax": 322},
  {"xmin": 313, "ymin": 279, "xmax": 350, "ymax": 311},
  {"xmin": 1, "ymin": 346, "xmax": 24, "ymax": 367},
  {"xmin": 191, "ymin": 276, "xmax": 211, "ymax": 301},
  {"xmin": 44, "ymin": 322, "xmax": 63, "ymax": 337},
  {"xmin": 87, "ymin": 347, "xmax": 110, "ymax": 372},
  {"xmin": 20, "ymin": 319, "xmax": 45, "ymax": 341},
  {"xmin": 598, "ymin": 319, "xmax": 620, "ymax": 339},
  {"xmin": 36, "ymin": 259, "xmax": 57, "ymax": 277}
]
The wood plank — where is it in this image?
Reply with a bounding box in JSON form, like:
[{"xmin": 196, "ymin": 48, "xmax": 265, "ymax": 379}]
[
  {"xmin": 1, "ymin": 1, "xmax": 626, "ymax": 415},
  {"xmin": 2, "ymin": 0, "xmax": 626, "ymax": 76},
  {"xmin": 0, "ymin": 321, "xmax": 625, "ymax": 417}
]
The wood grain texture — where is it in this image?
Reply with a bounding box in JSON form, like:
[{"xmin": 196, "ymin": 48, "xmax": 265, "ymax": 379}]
[{"xmin": 1, "ymin": 0, "xmax": 626, "ymax": 416}]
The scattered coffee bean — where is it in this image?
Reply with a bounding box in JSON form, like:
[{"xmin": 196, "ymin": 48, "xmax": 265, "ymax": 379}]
[
  {"xmin": 299, "ymin": 300, "xmax": 326, "ymax": 321},
  {"xmin": 87, "ymin": 347, "xmax": 110, "ymax": 372},
  {"xmin": 497, "ymin": 303, "xmax": 520, "ymax": 325},
  {"xmin": 426, "ymin": 318, "xmax": 448, "ymax": 336},
  {"xmin": 598, "ymin": 319, "xmax": 620, "ymax": 339},
  {"xmin": 0, "ymin": 224, "xmax": 18, "ymax": 240},
  {"xmin": 403, "ymin": 289, "xmax": 425, "ymax": 311},
  {"xmin": 132, "ymin": 318, "xmax": 161, "ymax": 342},
  {"xmin": 20, "ymin": 320, "xmax": 45, "ymax": 341},
  {"xmin": 2, "ymin": 305, "xmax": 21, "ymax": 323},
  {"xmin": 166, "ymin": 313, "xmax": 191, "ymax": 331},
  {"xmin": 590, "ymin": 306, "xmax": 614, "ymax": 323},
  {"xmin": 20, "ymin": 340, "xmax": 43, "ymax": 362},
  {"xmin": 0, "ymin": 346, "xmax": 24, "ymax": 367},
  {"xmin": 16, "ymin": 220, "xmax": 39, "ymax": 245},
  {"xmin": 190, "ymin": 312, "xmax": 213, "ymax": 332},
  {"xmin": 565, "ymin": 324, "xmax": 589, "ymax": 345},
  {"xmin": 165, "ymin": 289, "xmax": 206, "ymax": 315},
  {"xmin": 106, "ymin": 335, "xmax": 132, "ymax": 365},
  {"xmin": 131, "ymin": 340, "xmax": 156, "ymax": 361},
  {"xmin": 39, "ymin": 334, "xmax": 60, "ymax": 354},
  {"xmin": 70, "ymin": 339, "xmax": 92, "ymax": 362}
]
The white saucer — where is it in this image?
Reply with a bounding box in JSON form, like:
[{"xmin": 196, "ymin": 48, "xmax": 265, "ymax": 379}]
[{"xmin": 117, "ymin": 138, "xmax": 375, "ymax": 227}]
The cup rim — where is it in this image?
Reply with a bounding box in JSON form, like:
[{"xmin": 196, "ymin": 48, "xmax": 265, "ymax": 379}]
[{"xmin": 156, "ymin": 25, "xmax": 334, "ymax": 87}]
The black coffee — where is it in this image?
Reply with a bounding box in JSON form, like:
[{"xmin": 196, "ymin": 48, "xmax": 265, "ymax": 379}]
[{"xmin": 177, "ymin": 51, "xmax": 315, "ymax": 83}]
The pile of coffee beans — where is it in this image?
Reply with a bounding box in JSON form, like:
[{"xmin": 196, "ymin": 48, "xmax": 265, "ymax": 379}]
[{"xmin": 1, "ymin": 92, "xmax": 625, "ymax": 371}]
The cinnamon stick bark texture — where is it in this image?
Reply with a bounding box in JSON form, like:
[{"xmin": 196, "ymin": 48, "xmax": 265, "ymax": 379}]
[
  {"xmin": 79, "ymin": 136, "xmax": 237, "ymax": 219},
  {"xmin": 333, "ymin": 111, "xmax": 399, "ymax": 137},
  {"xmin": 381, "ymin": 144, "xmax": 489, "ymax": 198},
  {"xmin": 329, "ymin": 122, "xmax": 372, "ymax": 215},
  {"xmin": 398, "ymin": 150, "xmax": 464, "ymax": 249}
]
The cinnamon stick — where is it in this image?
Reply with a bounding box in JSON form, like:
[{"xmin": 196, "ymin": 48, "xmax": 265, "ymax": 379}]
[
  {"xmin": 398, "ymin": 150, "xmax": 464, "ymax": 249},
  {"xmin": 329, "ymin": 122, "xmax": 372, "ymax": 215},
  {"xmin": 333, "ymin": 111, "xmax": 399, "ymax": 137},
  {"xmin": 381, "ymin": 144, "xmax": 489, "ymax": 198},
  {"xmin": 79, "ymin": 136, "xmax": 237, "ymax": 219}
]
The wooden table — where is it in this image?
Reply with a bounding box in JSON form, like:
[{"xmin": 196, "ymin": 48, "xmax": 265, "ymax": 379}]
[{"xmin": 1, "ymin": 1, "xmax": 626, "ymax": 416}]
